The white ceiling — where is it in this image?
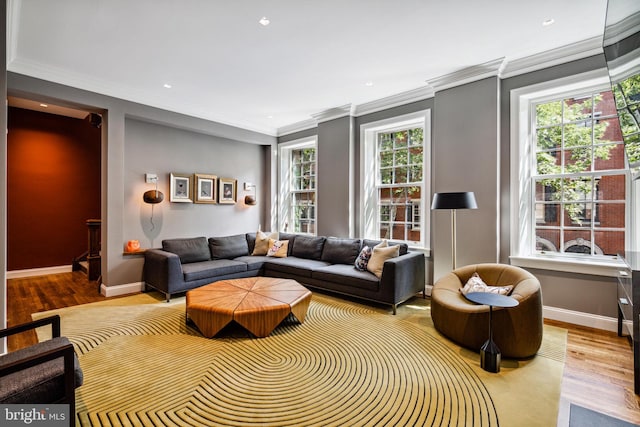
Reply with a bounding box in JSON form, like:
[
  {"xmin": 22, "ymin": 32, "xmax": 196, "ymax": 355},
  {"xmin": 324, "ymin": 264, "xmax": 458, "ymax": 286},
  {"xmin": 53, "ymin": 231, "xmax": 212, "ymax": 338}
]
[{"xmin": 7, "ymin": 0, "xmax": 610, "ymax": 136}]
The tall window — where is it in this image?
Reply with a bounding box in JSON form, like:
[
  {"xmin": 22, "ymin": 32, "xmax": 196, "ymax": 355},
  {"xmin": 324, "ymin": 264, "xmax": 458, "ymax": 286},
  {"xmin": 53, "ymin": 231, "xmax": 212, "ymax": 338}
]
[
  {"xmin": 279, "ymin": 137, "xmax": 317, "ymax": 234},
  {"xmin": 377, "ymin": 127, "xmax": 424, "ymax": 242},
  {"xmin": 511, "ymin": 72, "xmax": 628, "ymax": 270},
  {"xmin": 361, "ymin": 110, "xmax": 430, "ymax": 246}
]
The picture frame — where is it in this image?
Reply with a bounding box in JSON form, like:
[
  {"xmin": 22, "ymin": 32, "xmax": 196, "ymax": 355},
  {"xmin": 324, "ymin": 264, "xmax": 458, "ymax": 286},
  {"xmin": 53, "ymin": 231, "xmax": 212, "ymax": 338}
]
[
  {"xmin": 218, "ymin": 178, "xmax": 237, "ymax": 204},
  {"xmin": 194, "ymin": 173, "xmax": 217, "ymax": 204},
  {"xmin": 170, "ymin": 173, "xmax": 193, "ymax": 203}
]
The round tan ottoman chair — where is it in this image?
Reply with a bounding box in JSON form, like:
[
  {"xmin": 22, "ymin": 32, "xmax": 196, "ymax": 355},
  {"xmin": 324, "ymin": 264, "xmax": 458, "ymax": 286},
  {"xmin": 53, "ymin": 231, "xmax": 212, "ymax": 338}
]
[{"xmin": 431, "ymin": 263, "xmax": 543, "ymax": 359}]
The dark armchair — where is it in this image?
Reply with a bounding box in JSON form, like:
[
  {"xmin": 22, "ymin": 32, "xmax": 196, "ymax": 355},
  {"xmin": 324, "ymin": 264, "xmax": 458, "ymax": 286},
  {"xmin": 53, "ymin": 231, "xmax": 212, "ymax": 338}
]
[{"xmin": 0, "ymin": 315, "xmax": 83, "ymax": 417}]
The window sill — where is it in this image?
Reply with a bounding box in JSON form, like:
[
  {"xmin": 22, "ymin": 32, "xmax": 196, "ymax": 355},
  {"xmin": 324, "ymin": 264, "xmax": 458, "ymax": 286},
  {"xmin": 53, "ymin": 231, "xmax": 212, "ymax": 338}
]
[
  {"xmin": 408, "ymin": 246, "xmax": 431, "ymax": 257},
  {"xmin": 510, "ymin": 255, "xmax": 627, "ymax": 278}
]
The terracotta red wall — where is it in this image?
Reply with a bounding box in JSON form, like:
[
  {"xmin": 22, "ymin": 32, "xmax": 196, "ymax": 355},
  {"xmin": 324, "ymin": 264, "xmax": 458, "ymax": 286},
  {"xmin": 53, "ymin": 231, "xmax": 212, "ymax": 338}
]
[{"xmin": 7, "ymin": 107, "xmax": 101, "ymax": 270}]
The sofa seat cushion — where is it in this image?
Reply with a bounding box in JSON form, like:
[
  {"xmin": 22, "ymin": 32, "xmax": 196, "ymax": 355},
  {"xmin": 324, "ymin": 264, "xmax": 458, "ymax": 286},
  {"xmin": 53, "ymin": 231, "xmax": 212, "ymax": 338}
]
[
  {"xmin": 234, "ymin": 255, "xmax": 270, "ymax": 271},
  {"xmin": 163, "ymin": 237, "xmax": 210, "ymax": 264},
  {"xmin": 208, "ymin": 234, "xmax": 249, "ymax": 260},
  {"xmin": 312, "ymin": 264, "xmax": 380, "ymax": 291},
  {"xmin": 0, "ymin": 336, "xmax": 83, "ymax": 403},
  {"xmin": 321, "ymin": 238, "xmax": 362, "ymax": 265},
  {"xmin": 264, "ymin": 257, "xmax": 331, "ymax": 278},
  {"xmin": 182, "ymin": 259, "xmax": 247, "ymax": 282}
]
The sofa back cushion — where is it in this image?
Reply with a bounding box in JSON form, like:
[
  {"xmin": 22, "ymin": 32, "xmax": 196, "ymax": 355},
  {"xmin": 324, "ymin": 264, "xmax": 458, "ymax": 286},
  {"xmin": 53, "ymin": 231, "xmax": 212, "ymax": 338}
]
[
  {"xmin": 363, "ymin": 239, "xmax": 409, "ymax": 256},
  {"xmin": 208, "ymin": 234, "xmax": 249, "ymax": 260},
  {"xmin": 291, "ymin": 235, "xmax": 326, "ymax": 259},
  {"xmin": 321, "ymin": 238, "xmax": 361, "ymax": 265},
  {"xmin": 162, "ymin": 237, "xmax": 210, "ymax": 264},
  {"xmin": 279, "ymin": 233, "xmax": 297, "ymax": 256}
]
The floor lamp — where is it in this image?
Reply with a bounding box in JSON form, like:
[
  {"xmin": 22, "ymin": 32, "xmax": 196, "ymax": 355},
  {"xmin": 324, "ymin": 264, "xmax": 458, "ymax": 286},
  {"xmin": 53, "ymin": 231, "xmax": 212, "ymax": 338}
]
[{"xmin": 431, "ymin": 192, "xmax": 478, "ymax": 270}]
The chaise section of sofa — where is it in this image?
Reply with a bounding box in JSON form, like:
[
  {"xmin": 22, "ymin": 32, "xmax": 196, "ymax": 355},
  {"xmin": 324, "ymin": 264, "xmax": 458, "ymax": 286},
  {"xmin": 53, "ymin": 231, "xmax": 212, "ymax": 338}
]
[{"xmin": 143, "ymin": 233, "xmax": 425, "ymax": 313}]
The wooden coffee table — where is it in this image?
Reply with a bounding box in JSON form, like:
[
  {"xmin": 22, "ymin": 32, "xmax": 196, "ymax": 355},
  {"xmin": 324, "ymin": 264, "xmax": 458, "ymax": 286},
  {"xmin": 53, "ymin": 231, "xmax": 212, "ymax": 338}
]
[{"xmin": 186, "ymin": 277, "xmax": 312, "ymax": 338}]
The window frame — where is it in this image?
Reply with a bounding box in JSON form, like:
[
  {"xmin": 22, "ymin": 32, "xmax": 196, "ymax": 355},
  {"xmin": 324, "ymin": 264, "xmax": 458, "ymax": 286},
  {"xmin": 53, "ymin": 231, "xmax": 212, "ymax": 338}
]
[
  {"xmin": 509, "ymin": 70, "xmax": 631, "ymax": 277},
  {"xmin": 360, "ymin": 110, "xmax": 430, "ymax": 249},
  {"xmin": 278, "ymin": 136, "xmax": 317, "ymax": 235}
]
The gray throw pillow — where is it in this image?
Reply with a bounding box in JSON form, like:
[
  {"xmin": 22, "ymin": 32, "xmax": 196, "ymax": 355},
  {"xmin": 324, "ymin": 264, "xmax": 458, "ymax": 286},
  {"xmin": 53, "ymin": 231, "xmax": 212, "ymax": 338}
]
[
  {"xmin": 162, "ymin": 237, "xmax": 210, "ymax": 264},
  {"xmin": 321, "ymin": 237, "xmax": 362, "ymax": 265},
  {"xmin": 208, "ymin": 234, "xmax": 249, "ymax": 259},
  {"xmin": 292, "ymin": 235, "xmax": 326, "ymax": 259}
]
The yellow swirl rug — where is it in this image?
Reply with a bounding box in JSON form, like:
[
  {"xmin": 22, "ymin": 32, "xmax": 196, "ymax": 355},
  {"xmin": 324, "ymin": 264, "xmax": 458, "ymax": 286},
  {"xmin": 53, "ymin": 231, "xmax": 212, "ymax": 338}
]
[{"xmin": 35, "ymin": 292, "xmax": 566, "ymax": 426}]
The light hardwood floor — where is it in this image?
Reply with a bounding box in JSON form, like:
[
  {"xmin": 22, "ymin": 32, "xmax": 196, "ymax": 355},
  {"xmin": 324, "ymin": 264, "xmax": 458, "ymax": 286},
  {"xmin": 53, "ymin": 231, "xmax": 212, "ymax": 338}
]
[{"xmin": 6, "ymin": 272, "xmax": 640, "ymax": 425}]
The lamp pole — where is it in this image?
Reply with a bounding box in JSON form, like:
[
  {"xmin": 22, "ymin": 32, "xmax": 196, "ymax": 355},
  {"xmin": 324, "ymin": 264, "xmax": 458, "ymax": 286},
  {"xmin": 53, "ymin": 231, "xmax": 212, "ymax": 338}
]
[{"xmin": 451, "ymin": 208, "xmax": 457, "ymax": 270}]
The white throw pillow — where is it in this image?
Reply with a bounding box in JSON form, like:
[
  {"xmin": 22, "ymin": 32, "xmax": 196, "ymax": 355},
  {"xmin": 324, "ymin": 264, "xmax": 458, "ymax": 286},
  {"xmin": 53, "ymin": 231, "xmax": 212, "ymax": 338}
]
[
  {"xmin": 460, "ymin": 272, "xmax": 513, "ymax": 296},
  {"xmin": 366, "ymin": 242, "xmax": 399, "ymax": 278}
]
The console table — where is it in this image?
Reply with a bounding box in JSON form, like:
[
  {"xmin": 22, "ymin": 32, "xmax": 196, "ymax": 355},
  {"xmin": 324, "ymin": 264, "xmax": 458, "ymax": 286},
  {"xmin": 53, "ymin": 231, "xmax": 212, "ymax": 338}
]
[
  {"xmin": 464, "ymin": 292, "xmax": 519, "ymax": 373},
  {"xmin": 618, "ymin": 252, "xmax": 640, "ymax": 394}
]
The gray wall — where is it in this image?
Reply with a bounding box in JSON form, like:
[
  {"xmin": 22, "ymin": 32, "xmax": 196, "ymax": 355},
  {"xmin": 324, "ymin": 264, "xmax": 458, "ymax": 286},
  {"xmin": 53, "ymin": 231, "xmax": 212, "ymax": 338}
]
[
  {"xmin": 432, "ymin": 77, "xmax": 500, "ymax": 280},
  {"xmin": 316, "ymin": 116, "xmax": 354, "ymax": 237},
  {"xmin": 6, "ymin": 72, "xmax": 275, "ymax": 288},
  {"xmin": 275, "ymin": 56, "xmax": 619, "ymax": 320},
  {"xmin": 121, "ymin": 119, "xmax": 265, "ymax": 281}
]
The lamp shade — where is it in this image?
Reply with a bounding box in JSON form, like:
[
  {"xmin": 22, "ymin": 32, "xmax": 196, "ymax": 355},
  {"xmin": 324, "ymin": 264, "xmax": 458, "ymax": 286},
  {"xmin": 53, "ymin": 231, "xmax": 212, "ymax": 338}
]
[
  {"xmin": 143, "ymin": 190, "xmax": 164, "ymax": 204},
  {"xmin": 431, "ymin": 192, "xmax": 477, "ymax": 210},
  {"xmin": 245, "ymin": 195, "xmax": 256, "ymax": 205}
]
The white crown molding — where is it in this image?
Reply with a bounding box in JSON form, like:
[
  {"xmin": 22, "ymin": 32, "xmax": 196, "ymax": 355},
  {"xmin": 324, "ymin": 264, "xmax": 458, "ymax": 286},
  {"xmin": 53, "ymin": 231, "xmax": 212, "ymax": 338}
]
[
  {"xmin": 276, "ymin": 86, "xmax": 436, "ymax": 136},
  {"xmin": 501, "ymin": 36, "xmax": 604, "ymax": 79},
  {"xmin": 426, "ymin": 57, "xmax": 506, "ymax": 92},
  {"xmin": 277, "ymin": 118, "xmax": 318, "ymax": 137},
  {"xmin": 353, "ymin": 86, "xmax": 434, "ymax": 117},
  {"xmin": 604, "ymin": 10, "xmax": 640, "ymax": 46},
  {"xmin": 310, "ymin": 104, "xmax": 354, "ymax": 124}
]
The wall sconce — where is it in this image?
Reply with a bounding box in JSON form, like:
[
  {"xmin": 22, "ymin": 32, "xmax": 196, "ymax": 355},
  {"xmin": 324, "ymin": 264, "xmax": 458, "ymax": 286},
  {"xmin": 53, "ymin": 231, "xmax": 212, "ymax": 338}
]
[
  {"xmin": 143, "ymin": 174, "xmax": 164, "ymax": 230},
  {"xmin": 244, "ymin": 182, "xmax": 257, "ymax": 206}
]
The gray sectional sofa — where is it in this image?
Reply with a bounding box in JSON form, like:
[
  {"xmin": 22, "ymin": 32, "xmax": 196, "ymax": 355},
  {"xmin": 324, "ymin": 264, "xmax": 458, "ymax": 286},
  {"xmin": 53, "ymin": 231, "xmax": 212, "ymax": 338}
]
[{"xmin": 143, "ymin": 233, "xmax": 425, "ymax": 314}]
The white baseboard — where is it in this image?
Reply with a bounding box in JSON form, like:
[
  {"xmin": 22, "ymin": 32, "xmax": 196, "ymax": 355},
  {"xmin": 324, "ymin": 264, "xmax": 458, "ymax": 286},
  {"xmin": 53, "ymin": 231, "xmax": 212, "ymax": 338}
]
[
  {"xmin": 543, "ymin": 305, "xmax": 618, "ymax": 333},
  {"xmin": 6, "ymin": 265, "xmax": 73, "ymax": 279},
  {"xmin": 100, "ymin": 281, "xmax": 145, "ymax": 297}
]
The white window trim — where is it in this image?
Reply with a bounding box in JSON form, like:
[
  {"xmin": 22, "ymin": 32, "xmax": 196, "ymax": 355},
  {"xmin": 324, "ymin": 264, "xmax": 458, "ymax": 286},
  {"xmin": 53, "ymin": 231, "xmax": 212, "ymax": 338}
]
[
  {"xmin": 359, "ymin": 109, "xmax": 431, "ymax": 249},
  {"xmin": 509, "ymin": 69, "xmax": 629, "ymax": 277},
  {"xmin": 278, "ymin": 136, "xmax": 317, "ymax": 235}
]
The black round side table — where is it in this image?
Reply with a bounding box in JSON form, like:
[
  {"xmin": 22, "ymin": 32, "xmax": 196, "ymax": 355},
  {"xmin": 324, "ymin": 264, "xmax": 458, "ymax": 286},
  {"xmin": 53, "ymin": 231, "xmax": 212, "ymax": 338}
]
[{"xmin": 464, "ymin": 291, "xmax": 519, "ymax": 373}]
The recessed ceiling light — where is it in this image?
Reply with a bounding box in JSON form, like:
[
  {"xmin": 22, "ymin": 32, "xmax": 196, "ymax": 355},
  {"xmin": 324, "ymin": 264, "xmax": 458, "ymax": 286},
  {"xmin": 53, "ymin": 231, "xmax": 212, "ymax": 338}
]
[
  {"xmin": 267, "ymin": 115, "xmax": 274, "ymax": 119},
  {"xmin": 542, "ymin": 18, "xmax": 555, "ymax": 27},
  {"xmin": 163, "ymin": 83, "xmax": 172, "ymax": 89},
  {"xmin": 259, "ymin": 16, "xmax": 270, "ymax": 26},
  {"xmin": 39, "ymin": 103, "xmax": 48, "ymax": 108},
  {"xmin": 365, "ymin": 81, "xmax": 374, "ymax": 87}
]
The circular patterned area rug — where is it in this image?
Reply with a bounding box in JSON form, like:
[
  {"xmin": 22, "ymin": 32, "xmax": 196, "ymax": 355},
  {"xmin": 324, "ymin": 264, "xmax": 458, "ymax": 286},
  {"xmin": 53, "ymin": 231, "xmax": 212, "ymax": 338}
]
[{"xmin": 34, "ymin": 292, "xmax": 561, "ymax": 426}]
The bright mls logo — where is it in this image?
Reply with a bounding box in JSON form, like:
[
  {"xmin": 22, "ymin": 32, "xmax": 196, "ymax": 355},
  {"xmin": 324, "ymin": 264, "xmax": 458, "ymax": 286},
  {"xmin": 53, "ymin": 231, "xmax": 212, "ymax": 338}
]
[{"xmin": 1, "ymin": 405, "xmax": 68, "ymax": 426}]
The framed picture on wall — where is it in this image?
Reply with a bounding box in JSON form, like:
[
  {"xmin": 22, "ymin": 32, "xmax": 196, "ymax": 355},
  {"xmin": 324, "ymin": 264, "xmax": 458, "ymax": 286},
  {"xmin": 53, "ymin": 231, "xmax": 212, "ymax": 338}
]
[
  {"xmin": 194, "ymin": 173, "xmax": 217, "ymax": 204},
  {"xmin": 170, "ymin": 173, "xmax": 193, "ymax": 203},
  {"xmin": 218, "ymin": 178, "xmax": 237, "ymax": 204}
]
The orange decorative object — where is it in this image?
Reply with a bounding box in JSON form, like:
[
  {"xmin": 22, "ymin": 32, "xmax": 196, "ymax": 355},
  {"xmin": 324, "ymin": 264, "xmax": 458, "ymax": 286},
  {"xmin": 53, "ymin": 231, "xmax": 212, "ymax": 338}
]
[{"xmin": 126, "ymin": 240, "xmax": 140, "ymax": 252}]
